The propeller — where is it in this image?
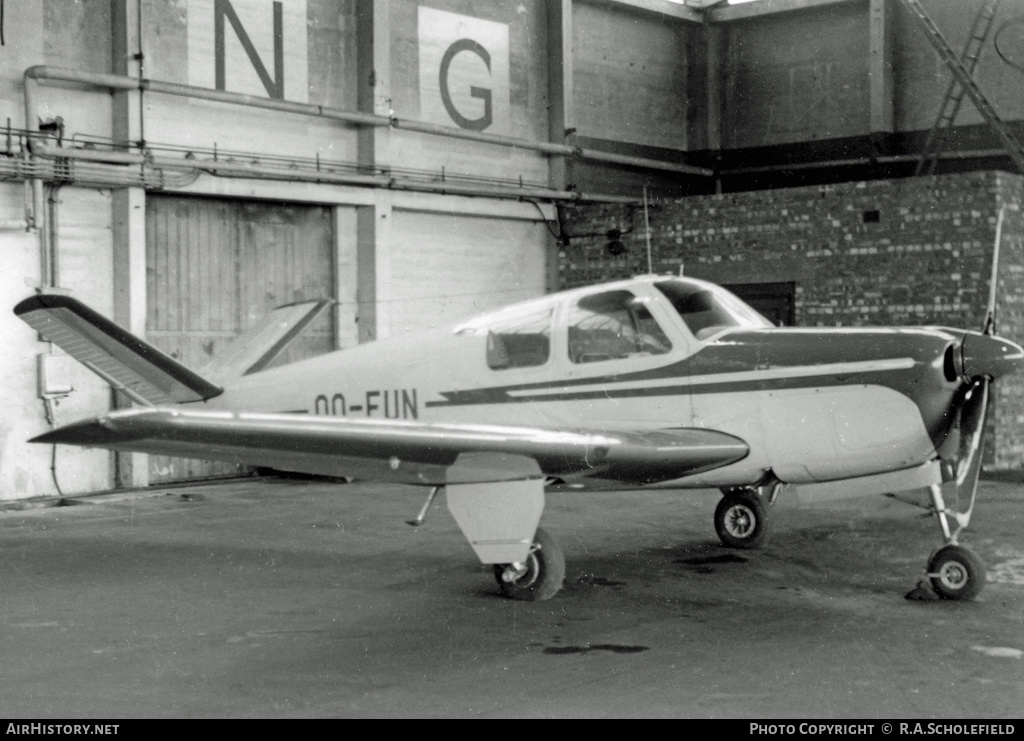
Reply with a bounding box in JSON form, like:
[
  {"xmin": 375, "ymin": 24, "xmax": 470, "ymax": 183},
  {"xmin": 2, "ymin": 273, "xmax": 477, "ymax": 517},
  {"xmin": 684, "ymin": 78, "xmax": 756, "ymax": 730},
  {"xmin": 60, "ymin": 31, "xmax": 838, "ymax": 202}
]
[
  {"xmin": 918, "ymin": 208, "xmax": 1012, "ymax": 599},
  {"xmin": 939, "ymin": 207, "xmax": 1007, "ymax": 528}
]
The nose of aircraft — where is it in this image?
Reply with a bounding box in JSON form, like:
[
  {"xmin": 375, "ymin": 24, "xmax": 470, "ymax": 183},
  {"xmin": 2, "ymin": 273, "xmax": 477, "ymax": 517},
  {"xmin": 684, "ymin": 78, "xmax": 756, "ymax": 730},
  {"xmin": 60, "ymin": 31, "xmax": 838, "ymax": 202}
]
[{"xmin": 959, "ymin": 332, "xmax": 1024, "ymax": 380}]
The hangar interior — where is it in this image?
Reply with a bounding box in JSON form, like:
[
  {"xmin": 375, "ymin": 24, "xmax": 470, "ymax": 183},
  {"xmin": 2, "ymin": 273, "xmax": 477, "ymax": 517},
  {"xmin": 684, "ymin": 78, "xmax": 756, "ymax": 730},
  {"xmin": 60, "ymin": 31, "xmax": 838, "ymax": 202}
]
[{"xmin": 2, "ymin": 0, "xmax": 1024, "ymax": 500}]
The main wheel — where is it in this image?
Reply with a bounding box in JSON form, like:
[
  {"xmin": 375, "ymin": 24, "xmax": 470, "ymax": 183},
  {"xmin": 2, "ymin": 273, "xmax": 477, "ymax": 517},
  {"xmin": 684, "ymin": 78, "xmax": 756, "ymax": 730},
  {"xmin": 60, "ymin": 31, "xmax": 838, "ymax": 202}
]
[
  {"xmin": 492, "ymin": 527, "xmax": 565, "ymax": 601},
  {"xmin": 928, "ymin": 544, "xmax": 986, "ymax": 601},
  {"xmin": 714, "ymin": 489, "xmax": 768, "ymax": 549}
]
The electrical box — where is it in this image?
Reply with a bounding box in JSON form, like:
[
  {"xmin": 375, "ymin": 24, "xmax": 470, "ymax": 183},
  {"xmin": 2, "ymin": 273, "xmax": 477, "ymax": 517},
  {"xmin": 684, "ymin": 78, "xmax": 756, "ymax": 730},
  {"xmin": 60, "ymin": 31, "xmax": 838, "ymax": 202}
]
[{"xmin": 38, "ymin": 353, "xmax": 74, "ymax": 398}]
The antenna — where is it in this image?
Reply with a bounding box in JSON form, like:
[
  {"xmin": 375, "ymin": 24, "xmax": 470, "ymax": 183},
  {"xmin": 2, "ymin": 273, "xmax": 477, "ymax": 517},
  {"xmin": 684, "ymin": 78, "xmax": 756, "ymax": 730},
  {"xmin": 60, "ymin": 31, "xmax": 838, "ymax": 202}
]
[{"xmin": 643, "ymin": 186, "xmax": 653, "ymax": 275}]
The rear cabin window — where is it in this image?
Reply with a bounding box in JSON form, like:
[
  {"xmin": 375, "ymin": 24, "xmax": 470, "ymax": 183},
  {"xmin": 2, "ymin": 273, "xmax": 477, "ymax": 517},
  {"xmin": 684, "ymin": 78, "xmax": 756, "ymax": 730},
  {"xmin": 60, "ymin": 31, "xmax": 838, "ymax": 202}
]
[
  {"xmin": 485, "ymin": 306, "xmax": 553, "ymax": 370},
  {"xmin": 567, "ymin": 290, "xmax": 672, "ymax": 364}
]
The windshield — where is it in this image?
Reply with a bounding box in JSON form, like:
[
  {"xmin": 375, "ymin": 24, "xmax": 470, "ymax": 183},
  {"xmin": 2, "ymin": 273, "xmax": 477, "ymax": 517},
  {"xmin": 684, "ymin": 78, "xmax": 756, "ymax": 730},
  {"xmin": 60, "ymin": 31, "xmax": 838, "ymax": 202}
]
[{"xmin": 654, "ymin": 280, "xmax": 773, "ymax": 339}]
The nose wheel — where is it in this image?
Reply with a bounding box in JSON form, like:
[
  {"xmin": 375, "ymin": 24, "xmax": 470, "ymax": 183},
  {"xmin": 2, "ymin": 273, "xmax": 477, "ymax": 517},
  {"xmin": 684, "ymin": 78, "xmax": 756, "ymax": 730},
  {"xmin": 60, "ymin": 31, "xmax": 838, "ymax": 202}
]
[{"xmin": 927, "ymin": 544, "xmax": 986, "ymax": 601}]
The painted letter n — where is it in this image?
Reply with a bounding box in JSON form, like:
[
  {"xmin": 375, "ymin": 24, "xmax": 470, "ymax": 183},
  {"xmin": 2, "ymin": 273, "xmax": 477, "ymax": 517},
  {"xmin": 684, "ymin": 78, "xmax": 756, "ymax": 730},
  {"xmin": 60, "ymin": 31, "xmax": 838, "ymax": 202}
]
[{"xmin": 214, "ymin": 0, "xmax": 285, "ymax": 100}]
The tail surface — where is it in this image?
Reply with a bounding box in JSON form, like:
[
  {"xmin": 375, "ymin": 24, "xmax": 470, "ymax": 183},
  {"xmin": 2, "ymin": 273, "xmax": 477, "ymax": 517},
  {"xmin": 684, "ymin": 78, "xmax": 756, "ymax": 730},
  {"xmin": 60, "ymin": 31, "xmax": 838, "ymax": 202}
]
[
  {"xmin": 196, "ymin": 299, "xmax": 332, "ymax": 383},
  {"xmin": 15, "ymin": 294, "xmax": 222, "ymax": 406}
]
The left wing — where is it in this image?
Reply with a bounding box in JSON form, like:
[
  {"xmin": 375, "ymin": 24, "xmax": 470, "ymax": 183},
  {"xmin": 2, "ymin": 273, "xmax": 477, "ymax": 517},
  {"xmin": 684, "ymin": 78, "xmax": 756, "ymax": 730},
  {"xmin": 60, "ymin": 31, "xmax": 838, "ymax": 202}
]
[{"xmin": 32, "ymin": 408, "xmax": 748, "ymax": 486}]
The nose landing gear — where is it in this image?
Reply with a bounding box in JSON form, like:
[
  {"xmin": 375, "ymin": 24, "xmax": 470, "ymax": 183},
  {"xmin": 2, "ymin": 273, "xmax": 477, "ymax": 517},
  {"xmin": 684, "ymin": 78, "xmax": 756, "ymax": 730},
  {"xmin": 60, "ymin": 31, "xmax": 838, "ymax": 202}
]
[
  {"xmin": 923, "ymin": 482, "xmax": 986, "ymax": 600},
  {"xmin": 927, "ymin": 543, "xmax": 985, "ymax": 601}
]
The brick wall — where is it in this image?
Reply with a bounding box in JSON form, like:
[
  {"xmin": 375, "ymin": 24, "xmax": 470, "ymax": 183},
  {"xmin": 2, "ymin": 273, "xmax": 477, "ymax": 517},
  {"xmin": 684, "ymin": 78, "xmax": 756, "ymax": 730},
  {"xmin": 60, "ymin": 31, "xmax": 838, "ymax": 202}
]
[{"xmin": 559, "ymin": 171, "xmax": 1024, "ymax": 468}]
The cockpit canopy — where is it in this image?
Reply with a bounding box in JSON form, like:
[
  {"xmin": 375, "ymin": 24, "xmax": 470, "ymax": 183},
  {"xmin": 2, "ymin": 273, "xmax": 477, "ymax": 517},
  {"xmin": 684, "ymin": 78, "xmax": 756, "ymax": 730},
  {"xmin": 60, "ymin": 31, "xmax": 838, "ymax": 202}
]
[{"xmin": 458, "ymin": 276, "xmax": 773, "ymax": 371}]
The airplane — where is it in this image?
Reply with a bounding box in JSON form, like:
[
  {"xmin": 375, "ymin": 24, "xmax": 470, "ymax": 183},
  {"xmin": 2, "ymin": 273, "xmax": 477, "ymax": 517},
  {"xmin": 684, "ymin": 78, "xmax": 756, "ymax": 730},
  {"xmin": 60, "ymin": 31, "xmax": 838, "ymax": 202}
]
[{"xmin": 14, "ymin": 261, "xmax": 1024, "ymax": 604}]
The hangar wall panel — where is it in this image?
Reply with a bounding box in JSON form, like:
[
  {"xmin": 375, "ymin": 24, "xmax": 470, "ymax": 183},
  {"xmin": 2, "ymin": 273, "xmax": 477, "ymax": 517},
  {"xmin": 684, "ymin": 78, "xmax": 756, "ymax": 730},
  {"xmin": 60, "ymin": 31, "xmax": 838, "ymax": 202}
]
[
  {"xmin": 389, "ymin": 0, "xmax": 549, "ymax": 142},
  {"xmin": 10, "ymin": 0, "xmax": 112, "ymax": 138},
  {"xmin": 560, "ymin": 170, "xmax": 1024, "ymax": 468},
  {"xmin": 572, "ymin": 1, "xmax": 693, "ymax": 150},
  {"xmin": 138, "ymin": 0, "xmax": 360, "ymax": 162},
  {"xmin": 386, "ymin": 0, "xmax": 549, "ymax": 186},
  {"xmin": 714, "ymin": 0, "xmax": 1024, "ymax": 152},
  {"xmin": 145, "ymin": 194, "xmax": 336, "ymax": 482},
  {"xmin": 0, "ymin": 186, "xmax": 114, "ymax": 501},
  {"xmin": 720, "ymin": 3, "xmax": 869, "ymax": 149},
  {"xmin": 892, "ymin": 0, "xmax": 1024, "ymax": 133},
  {"xmin": 388, "ymin": 210, "xmax": 549, "ymax": 336}
]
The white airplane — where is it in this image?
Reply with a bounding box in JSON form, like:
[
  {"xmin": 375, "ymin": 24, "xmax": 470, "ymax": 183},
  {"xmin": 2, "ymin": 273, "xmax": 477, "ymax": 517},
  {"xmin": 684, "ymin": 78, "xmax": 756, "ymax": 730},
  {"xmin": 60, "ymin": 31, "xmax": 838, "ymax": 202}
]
[{"xmin": 15, "ymin": 268, "xmax": 1024, "ymax": 603}]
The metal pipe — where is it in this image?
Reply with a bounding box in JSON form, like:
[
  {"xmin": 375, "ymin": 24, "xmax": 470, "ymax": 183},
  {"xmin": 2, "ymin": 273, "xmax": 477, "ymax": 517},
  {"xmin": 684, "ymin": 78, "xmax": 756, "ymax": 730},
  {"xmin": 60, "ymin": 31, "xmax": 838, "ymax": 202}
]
[
  {"xmin": 580, "ymin": 147, "xmax": 712, "ymax": 176},
  {"xmin": 18, "ymin": 146, "xmax": 638, "ymax": 204},
  {"xmin": 720, "ymin": 148, "xmax": 1015, "ymax": 176},
  {"xmin": 391, "ymin": 116, "xmax": 573, "ymax": 155},
  {"xmin": 160, "ymin": 156, "xmax": 391, "ymax": 187},
  {"xmin": 46, "ymin": 184, "xmax": 60, "ymax": 287},
  {"xmin": 136, "ymin": 0, "xmax": 145, "ymax": 146},
  {"xmin": 32, "ymin": 143, "xmax": 147, "ymax": 165},
  {"xmin": 25, "ymin": 66, "xmax": 710, "ymax": 180},
  {"xmin": 25, "ymin": 65, "xmax": 388, "ymax": 128},
  {"xmin": 144, "ymin": 78, "xmax": 388, "ymax": 128}
]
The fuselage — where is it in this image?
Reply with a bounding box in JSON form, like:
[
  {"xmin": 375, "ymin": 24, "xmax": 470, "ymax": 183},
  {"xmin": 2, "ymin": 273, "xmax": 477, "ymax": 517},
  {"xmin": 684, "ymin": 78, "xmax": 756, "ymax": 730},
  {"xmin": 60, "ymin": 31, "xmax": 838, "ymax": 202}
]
[{"xmin": 198, "ymin": 276, "xmax": 1022, "ymax": 488}]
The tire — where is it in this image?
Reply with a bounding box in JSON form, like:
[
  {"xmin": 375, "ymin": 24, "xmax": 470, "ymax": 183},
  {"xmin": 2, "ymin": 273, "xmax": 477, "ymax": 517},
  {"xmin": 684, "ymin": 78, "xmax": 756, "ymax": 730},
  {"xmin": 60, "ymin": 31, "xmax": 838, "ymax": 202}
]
[
  {"xmin": 714, "ymin": 489, "xmax": 768, "ymax": 549},
  {"xmin": 928, "ymin": 544, "xmax": 986, "ymax": 601},
  {"xmin": 492, "ymin": 527, "xmax": 565, "ymax": 601}
]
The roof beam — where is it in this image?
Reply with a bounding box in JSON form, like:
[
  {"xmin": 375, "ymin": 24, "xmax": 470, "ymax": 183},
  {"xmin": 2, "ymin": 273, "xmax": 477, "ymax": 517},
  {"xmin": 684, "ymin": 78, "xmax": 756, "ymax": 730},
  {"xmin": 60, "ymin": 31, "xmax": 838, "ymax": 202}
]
[
  {"xmin": 709, "ymin": 0, "xmax": 858, "ymax": 22},
  {"xmin": 583, "ymin": 0, "xmax": 704, "ymax": 23}
]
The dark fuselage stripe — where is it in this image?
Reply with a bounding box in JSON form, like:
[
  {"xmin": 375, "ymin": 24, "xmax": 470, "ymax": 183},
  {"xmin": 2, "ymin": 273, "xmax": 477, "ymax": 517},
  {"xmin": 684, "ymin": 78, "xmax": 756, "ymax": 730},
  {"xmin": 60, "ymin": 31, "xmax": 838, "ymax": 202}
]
[{"xmin": 425, "ymin": 368, "xmax": 909, "ymax": 408}]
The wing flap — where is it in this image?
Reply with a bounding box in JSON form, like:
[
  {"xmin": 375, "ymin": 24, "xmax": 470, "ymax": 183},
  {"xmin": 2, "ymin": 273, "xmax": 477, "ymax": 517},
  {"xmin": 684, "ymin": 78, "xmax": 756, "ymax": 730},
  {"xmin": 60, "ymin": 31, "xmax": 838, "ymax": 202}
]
[
  {"xmin": 15, "ymin": 295, "xmax": 222, "ymax": 405},
  {"xmin": 32, "ymin": 408, "xmax": 748, "ymax": 486}
]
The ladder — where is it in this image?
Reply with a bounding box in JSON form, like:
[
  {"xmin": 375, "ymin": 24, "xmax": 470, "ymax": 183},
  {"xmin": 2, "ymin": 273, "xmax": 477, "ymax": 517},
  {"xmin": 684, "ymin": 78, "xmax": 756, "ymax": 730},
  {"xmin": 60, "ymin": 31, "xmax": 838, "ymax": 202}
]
[
  {"xmin": 901, "ymin": 0, "xmax": 1024, "ymax": 175},
  {"xmin": 915, "ymin": 0, "xmax": 1000, "ymax": 175}
]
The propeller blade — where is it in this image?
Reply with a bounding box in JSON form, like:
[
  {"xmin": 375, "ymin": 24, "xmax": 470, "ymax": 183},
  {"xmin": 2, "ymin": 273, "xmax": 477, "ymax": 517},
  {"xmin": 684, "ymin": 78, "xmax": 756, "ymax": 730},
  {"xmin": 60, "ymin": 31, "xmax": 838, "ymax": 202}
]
[
  {"xmin": 956, "ymin": 378, "xmax": 989, "ymax": 486},
  {"xmin": 930, "ymin": 377, "xmax": 989, "ymax": 547},
  {"xmin": 983, "ymin": 206, "xmax": 1005, "ymax": 336}
]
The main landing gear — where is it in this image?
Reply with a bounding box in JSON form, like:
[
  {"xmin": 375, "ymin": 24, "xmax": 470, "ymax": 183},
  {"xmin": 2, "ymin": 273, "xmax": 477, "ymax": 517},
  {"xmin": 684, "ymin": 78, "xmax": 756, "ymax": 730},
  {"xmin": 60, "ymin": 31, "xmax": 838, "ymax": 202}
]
[
  {"xmin": 714, "ymin": 484, "xmax": 780, "ymax": 550},
  {"xmin": 492, "ymin": 527, "xmax": 566, "ymax": 601}
]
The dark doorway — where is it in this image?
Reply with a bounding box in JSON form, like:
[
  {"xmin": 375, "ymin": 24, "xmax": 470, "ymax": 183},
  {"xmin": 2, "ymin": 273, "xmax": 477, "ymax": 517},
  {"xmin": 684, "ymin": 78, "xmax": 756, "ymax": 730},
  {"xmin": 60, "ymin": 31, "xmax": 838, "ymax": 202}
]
[{"xmin": 723, "ymin": 282, "xmax": 796, "ymax": 327}]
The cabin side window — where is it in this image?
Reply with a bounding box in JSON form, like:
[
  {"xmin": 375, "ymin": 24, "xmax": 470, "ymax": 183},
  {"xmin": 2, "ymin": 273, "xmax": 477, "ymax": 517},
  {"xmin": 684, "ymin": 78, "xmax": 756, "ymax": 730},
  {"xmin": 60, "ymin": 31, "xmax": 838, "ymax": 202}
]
[
  {"xmin": 567, "ymin": 290, "xmax": 672, "ymax": 364},
  {"xmin": 485, "ymin": 306, "xmax": 553, "ymax": 370}
]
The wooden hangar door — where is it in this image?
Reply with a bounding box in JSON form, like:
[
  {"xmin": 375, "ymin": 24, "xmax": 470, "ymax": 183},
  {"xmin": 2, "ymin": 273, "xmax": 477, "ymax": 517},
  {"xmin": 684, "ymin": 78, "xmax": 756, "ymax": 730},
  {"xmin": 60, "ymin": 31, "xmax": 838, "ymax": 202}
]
[{"xmin": 145, "ymin": 195, "xmax": 336, "ymax": 483}]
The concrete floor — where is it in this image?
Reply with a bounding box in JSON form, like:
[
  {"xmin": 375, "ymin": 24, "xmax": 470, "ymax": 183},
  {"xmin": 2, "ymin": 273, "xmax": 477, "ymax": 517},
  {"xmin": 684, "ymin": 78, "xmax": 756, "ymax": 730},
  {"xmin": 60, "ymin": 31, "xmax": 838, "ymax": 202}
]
[{"xmin": 0, "ymin": 475, "xmax": 1022, "ymax": 719}]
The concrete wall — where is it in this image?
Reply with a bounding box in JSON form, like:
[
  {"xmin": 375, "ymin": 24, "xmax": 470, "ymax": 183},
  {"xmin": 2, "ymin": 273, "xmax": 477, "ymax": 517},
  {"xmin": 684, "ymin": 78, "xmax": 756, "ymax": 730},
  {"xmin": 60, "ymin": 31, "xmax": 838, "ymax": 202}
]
[
  {"xmin": 559, "ymin": 170, "xmax": 1024, "ymax": 468},
  {"xmin": 722, "ymin": 2, "xmax": 869, "ymax": 149},
  {"xmin": 892, "ymin": 0, "xmax": 1024, "ymax": 133},
  {"xmin": 718, "ymin": 0, "xmax": 1024, "ymax": 150},
  {"xmin": 573, "ymin": 1, "xmax": 694, "ymax": 151}
]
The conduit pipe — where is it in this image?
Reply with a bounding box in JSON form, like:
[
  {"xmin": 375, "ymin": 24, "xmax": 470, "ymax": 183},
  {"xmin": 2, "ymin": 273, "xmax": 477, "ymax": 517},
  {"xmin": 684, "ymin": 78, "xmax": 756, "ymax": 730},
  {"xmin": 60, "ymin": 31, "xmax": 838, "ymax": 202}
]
[
  {"xmin": 23, "ymin": 65, "xmax": 712, "ymax": 185},
  {"xmin": 720, "ymin": 147, "xmax": 1016, "ymax": 176},
  {"xmin": 27, "ymin": 142, "xmax": 636, "ymax": 203}
]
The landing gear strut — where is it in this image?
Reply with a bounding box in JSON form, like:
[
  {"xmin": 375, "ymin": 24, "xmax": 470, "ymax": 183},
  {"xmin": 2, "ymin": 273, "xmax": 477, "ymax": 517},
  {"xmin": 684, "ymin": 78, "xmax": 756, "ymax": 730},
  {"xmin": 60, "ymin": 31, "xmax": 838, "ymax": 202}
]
[{"xmin": 492, "ymin": 527, "xmax": 565, "ymax": 601}]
